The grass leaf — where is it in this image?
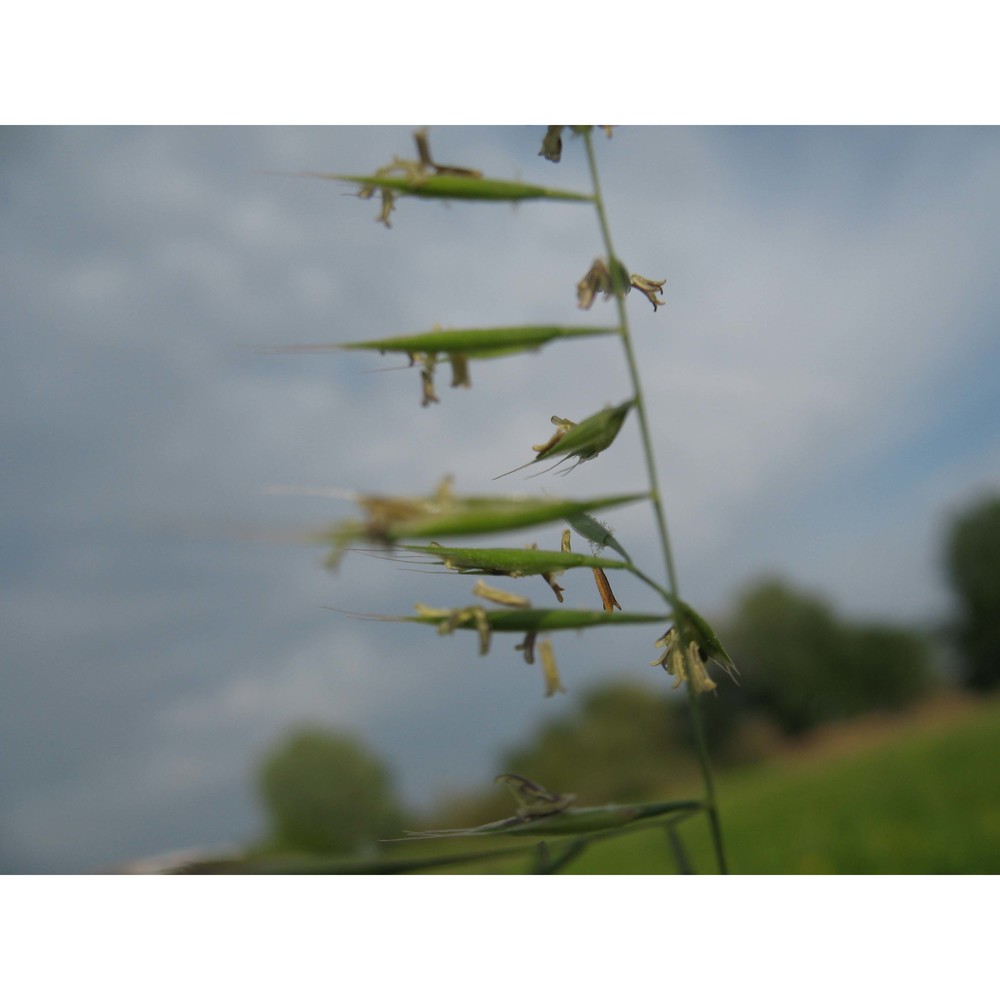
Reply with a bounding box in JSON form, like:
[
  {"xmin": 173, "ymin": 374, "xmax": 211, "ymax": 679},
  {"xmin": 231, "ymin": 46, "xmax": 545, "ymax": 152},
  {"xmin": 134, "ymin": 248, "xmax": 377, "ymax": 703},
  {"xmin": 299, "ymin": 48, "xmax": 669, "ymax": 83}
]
[
  {"xmin": 306, "ymin": 171, "xmax": 593, "ymax": 203},
  {"xmin": 266, "ymin": 325, "xmax": 619, "ymax": 360},
  {"xmin": 402, "ymin": 799, "xmax": 703, "ymax": 840},
  {"xmin": 399, "ymin": 544, "xmax": 631, "ymax": 576},
  {"xmin": 395, "ymin": 607, "xmax": 666, "ymax": 632},
  {"xmin": 170, "ymin": 843, "xmax": 533, "ymax": 875},
  {"xmin": 321, "ymin": 489, "xmax": 650, "ymax": 567}
]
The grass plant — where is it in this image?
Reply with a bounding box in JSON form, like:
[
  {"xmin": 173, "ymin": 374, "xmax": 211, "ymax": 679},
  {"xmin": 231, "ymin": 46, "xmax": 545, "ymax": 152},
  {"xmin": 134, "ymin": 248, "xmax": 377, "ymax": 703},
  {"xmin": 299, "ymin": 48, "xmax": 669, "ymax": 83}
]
[{"xmin": 269, "ymin": 127, "xmax": 739, "ymax": 875}]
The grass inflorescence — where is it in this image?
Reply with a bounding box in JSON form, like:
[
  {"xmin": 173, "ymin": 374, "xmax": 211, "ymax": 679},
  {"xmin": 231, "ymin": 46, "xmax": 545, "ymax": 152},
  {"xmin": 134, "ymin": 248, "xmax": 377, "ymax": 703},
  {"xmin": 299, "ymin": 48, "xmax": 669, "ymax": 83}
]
[{"xmin": 272, "ymin": 127, "xmax": 737, "ymax": 874}]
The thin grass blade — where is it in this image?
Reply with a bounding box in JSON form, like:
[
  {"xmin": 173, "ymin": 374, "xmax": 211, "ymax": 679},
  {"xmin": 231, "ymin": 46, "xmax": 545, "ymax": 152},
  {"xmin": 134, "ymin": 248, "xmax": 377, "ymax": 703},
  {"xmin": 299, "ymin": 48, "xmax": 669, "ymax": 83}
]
[
  {"xmin": 401, "ymin": 800, "xmax": 703, "ymax": 840},
  {"xmin": 395, "ymin": 608, "xmax": 666, "ymax": 631},
  {"xmin": 399, "ymin": 544, "xmax": 631, "ymax": 576},
  {"xmin": 266, "ymin": 325, "xmax": 619, "ymax": 360},
  {"xmin": 320, "ymin": 491, "xmax": 650, "ymax": 567},
  {"xmin": 169, "ymin": 843, "xmax": 534, "ymax": 875},
  {"xmin": 306, "ymin": 172, "xmax": 593, "ymax": 203}
]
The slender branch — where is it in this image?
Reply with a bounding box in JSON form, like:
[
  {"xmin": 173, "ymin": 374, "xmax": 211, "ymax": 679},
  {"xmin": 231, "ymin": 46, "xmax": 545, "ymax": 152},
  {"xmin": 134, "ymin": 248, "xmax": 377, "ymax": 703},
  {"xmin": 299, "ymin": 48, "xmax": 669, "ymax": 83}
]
[
  {"xmin": 581, "ymin": 136, "xmax": 679, "ymax": 599},
  {"xmin": 626, "ymin": 564, "xmax": 677, "ymax": 607},
  {"xmin": 665, "ymin": 818, "xmax": 695, "ymax": 874},
  {"xmin": 582, "ymin": 129, "xmax": 729, "ymax": 875},
  {"xmin": 532, "ymin": 838, "xmax": 589, "ymax": 874}
]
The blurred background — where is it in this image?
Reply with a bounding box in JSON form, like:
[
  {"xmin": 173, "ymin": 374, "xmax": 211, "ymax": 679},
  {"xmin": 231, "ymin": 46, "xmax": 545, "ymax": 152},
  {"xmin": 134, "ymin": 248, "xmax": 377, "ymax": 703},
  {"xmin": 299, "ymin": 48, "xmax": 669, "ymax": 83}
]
[{"xmin": 2, "ymin": 126, "xmax": 999, "ymax": 873}]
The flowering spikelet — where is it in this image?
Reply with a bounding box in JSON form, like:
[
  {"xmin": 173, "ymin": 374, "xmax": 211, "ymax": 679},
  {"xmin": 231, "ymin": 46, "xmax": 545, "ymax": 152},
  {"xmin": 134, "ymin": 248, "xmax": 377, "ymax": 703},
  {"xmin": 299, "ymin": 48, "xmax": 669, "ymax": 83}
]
[
  {"xmin": 356, "ymin": 129, "xmax": 483, "ymax": 226},
  {"xmin": 650, "ymin": 627, "xmax": 718, "ymax": 694},
  {"xmin": 576, "ymin": 257, "xmax": 666, "ymax": 312},
  {"xmin": 495, "ymin": 401, "xmax": 633, "ymax": 479}
]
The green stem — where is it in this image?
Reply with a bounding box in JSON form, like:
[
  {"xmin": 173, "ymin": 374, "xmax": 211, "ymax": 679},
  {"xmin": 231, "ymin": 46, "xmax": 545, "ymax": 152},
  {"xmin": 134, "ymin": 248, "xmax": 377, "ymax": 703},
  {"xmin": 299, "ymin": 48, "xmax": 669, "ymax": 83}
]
[
  {"xmin": 625, "ymin": 564, "xmax": 677, "ymax": 607},
  {"xmin": 532, "ymin": 838, "xmax": 589, "ymax": 874},
  {"xmin": 582, "ymin": 129, "xmax": 729, "ymax": 875}
]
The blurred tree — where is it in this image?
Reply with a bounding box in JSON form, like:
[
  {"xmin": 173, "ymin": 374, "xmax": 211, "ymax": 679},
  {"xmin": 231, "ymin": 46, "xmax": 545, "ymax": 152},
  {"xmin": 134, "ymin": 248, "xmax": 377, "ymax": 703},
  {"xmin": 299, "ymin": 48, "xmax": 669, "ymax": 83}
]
[
  {"xmin": 944, "ymin": 495, "xmax": 1000, "ymax": 691},
  {"xmin": 841, "ymin": 624, "xmax": 935, "ymax": 710},
  {"xmin": 258, "ymin": 728, "xmax": 405, "ymax": 854},
  {"xmin": 501, "ymin": 681, "xmax": 693, "ymax": 803},
  {"xmin": 727, "ymin": 579, "xmax": 933, "ymax": 735}
]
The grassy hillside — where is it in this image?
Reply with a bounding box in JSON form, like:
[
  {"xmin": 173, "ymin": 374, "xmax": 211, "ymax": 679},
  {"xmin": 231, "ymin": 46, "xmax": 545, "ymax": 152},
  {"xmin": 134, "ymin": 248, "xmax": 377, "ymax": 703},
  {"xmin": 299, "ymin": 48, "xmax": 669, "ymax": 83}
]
[
  {"xmin": 557, "ymin": 695, "xmax": 1000, "ymax": 874},
  {"xmin": 171, "ymin": 696, "xmax": 998, "ymax": 874}
]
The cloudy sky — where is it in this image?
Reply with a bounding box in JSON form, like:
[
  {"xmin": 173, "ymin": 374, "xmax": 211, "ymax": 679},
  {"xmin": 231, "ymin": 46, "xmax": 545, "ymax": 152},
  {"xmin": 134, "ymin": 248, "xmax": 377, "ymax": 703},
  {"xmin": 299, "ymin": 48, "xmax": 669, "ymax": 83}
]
[{"xmin": 2, "ymin": 126, "xmax": 999, "ymax": 873}]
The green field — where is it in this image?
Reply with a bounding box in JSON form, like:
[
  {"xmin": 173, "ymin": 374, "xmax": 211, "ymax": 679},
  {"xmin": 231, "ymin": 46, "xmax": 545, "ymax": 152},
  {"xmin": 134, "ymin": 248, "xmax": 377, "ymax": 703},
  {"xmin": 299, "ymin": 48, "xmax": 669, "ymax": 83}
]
[
  {"xmin": 401, "ymin": 695, "xmax": 1000, "ymax": 875},
  {"xmin": 554, "ymin": 696, "xmax": 1000, "ymax": 874}
]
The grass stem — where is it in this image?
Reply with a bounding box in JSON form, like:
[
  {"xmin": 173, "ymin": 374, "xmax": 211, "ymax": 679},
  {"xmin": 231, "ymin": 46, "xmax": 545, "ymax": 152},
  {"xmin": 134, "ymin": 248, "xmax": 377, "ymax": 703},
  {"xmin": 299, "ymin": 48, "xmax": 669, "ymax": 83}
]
[{"xmin": 582, "ymin": 130, "xmax": 729, "ymax": 874}]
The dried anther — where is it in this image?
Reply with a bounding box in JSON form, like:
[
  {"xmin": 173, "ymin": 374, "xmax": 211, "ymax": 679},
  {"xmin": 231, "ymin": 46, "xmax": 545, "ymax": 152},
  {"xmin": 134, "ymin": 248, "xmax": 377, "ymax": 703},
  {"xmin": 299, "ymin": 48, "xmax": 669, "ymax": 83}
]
[
  {"xmin": 356, "ymin": 129, "xmax": 482, "ymax": 227},
  {"xmin": 413, "ymin": 128, "xmax": 483, "ymax": 179},
  {"xmin": 576, "ymin": 258, "xmax": 667, "ymax": 312},
  {"xmin": 542, "ymin": 572, "xmax": 565, "ymax": 603},
  {"xmin": 413, "ymin": 129, "xmax": 435, "ymax": 171},
  {"xmin": 420, "ymin": 363, "xmax": 439, "ymax": 406},
  {"xmin": 539, "ymin": 126, "xmax": 565, "ymax": 163},
  {"xmin": 357, "ymin": 165, "xmax": 412, "ymax": 228},
  {"xmin": 577, "ymin": 258, "xmax": 613, "ymax": 310},
  {"xmin": 406, "ymin": 349, "xmax": 442, "ymax": 407},
  {"xmin": 539, "ymin": 638, "xmax": 566, "ymax": 697},
  {"xmin": 404, "ymin": 346, "xmax": 469, "ymax": 405},
  {"xmin": 539, "ymin": 530, "xmax": 571, "ymax": 603},
  {"xmin": 448, "ymin": 353, "xmax": 471, "ymax": 389},
  {"xmin": 409, "ymin": 329, "xmax": 472, "ymax": 405},
  {"xmin": 629, "ymin": 273, "xmax": 667, "ymax": 311},
  {"xmin": 515, "ymin": 630, "xmax": 537, "ymax": 664},
  {"xmin": 372, "ymin": 187, "xmax": 396, "ymax": 227},
  {"xmin": 416, "ymin": 602, "xmax": 492, "ymax": 656},
  {"xmin": 540, "ymin": 126, "xmax": 612, "ymax": 164},
  {"xmin": 532, "ymin": 415, "xmax": 576, "ymax": 456},
  {"xmin": 592, "ymin": 567, "xmax": 621, "ymax": 612},
  {"xmin": 472, "ymin": 580, "xmax": 530, "ymax": 608},
  {"xmin": 576, "ymin": 257, "xmax": 630, "ymax": 309}
]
